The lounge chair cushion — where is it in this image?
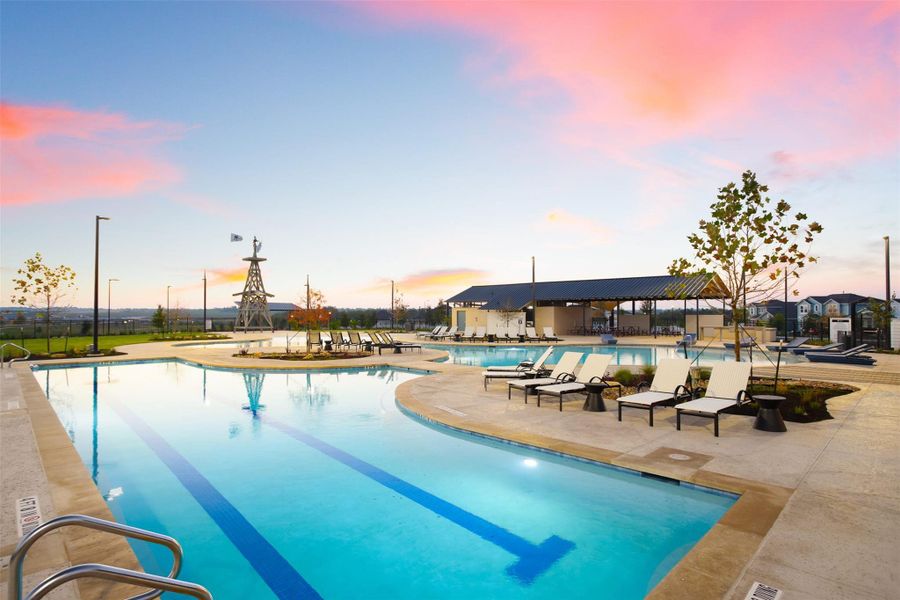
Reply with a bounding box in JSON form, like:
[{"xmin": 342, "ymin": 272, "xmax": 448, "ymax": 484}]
[
  {"xmin": 509, "ymin": 377, "xmax": 559, "ymax": 389},
  {"xmin": 482, "ymin": 370, "xmax": 529, "ymax": 379},
  {"xmin": 616, "ymin": 391, "xmax": 673, "ymax": 406},
  {"xmin": 676, "ymin": 397, "xmax": 736, "ymax": 415},
  {"xmin": 534, "ymin": 382, "xmax": 586, "ymax": 396}
]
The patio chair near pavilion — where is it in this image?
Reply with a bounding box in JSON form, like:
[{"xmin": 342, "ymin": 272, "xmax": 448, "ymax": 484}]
[
  {"xmin": 437, "ymin": 326, "xmax": 458, "ymax": 340},
  {"xmin": 507, "ymin": 351, "xmax": 583, "ymax": 402},
  {"xmin": 494, "ymin": 327, "xmax": 512, "ymax": 343},
  {"xmin": 534, "ymin": 354, "xmax": 615, "ymax": 411},
  {"xmin": 615, "ymin": 358, "xmax": 692, "ymax": 426},
  {"xmin": 430, "ymin": 326, "xmax": 448, "ymax": 340},
  {"xmin": 599, "ymin": 333, "xmax": 618, "ymax": 345},
  {"xmin": 473, "ymin": 326, "xmax": 487, "ymax": 341},
  {"xmin": 461, "ymin": 326, "xmax": 476, "ymax": 341},
  {"xmin": 481, "ymin": 346, "xmax": 555, "ymax": 389},
  {"xmin": 525, "ymin": 327, "xmax": 541, "ymax": 342},
  {"xmin": 675, "ymin": 361, "xmax": 753, "ymax": 436},
  {"xmin": 417, "ymin": 326, "xmax": 441, "ymax": 339},
  {"xmin": 542, "ymin": 327, "xmax": 559, "ymax": 341}
]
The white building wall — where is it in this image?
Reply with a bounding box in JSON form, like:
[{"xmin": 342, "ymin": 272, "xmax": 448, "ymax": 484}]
[{"xmin": 891, "ymin": 318, "xmax": 900, "ymax": 350}]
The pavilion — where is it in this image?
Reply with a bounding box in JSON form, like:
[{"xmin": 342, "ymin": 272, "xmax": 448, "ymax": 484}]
[{"xmin": 446, "ymin": 274, "xmax": 729, "ymax": 337}]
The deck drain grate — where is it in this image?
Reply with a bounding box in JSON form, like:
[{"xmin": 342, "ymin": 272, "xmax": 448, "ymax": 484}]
[
  {"xmin": 668, "ymin": 453, "xmax": 692, "ymax": 461},
  {"xmin": 744, "ymin": 581, "xmax": 782, "ymax": 600}
]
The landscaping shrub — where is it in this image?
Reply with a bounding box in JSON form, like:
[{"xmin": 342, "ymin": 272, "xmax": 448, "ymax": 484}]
[{"xmin": 613, "ymin": 369, "xmax": 634, "ymax": 387}]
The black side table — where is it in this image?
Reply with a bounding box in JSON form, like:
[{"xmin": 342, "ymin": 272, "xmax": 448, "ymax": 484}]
[
  {"xmin": 753, "ymin": 395, "xmax": 787, "ymax": 432},
  {"xmin": 583, "ymin": 381, "xmax": 621, "ymax": 412}
]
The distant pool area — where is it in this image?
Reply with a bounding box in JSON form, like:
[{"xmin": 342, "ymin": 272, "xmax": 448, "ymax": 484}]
[
  {"xmin": 35, "ymin": 359, "xmax": 734, "ymax": 599},
  {"xmin": 424, "ymin": 342, "xmax": 800, "ymax": 368}
]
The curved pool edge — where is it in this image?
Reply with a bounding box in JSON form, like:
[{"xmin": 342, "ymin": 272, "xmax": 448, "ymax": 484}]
[{"xmin": 393, "ymin": 375, "xmax": 794, "ymax": 600}]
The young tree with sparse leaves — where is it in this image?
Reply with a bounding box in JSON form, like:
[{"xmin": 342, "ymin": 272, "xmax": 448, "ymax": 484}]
[
  {"xmin": 290, "ymin": 288, "xmax": 330, "ymax": 331},
  {"xmin": 152, "ymin": 305, "xmax": 166, "ymax": 333},
  {"xmin": 392, "ymin": 292, "xmax": 408, "ymax": 328},
  {"xmin": 10, "ymin": 252, "xmax": 77, "ymax": 353},
  {"xmin": 669, "ymin": 171, "xmax": 822, "ymax": 359}
]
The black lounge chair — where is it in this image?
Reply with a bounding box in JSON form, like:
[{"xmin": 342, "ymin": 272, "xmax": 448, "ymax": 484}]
[
  {"xmin": 806, "ymin": 344, "xmax": 876, "ymax": 365},
  {"xmin": 791, "ymin": 342, "xmax": 841, "ymax": 355},
  {"xmin": 766, "ymin": 337, "xmax": 809, "ymax": 352},
  {"xmin": 381, "ymin": 332, "xmax": 422, "ymax": 353}
]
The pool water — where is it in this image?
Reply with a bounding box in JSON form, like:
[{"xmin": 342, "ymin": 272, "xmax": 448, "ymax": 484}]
[
  {"xmin": 37, "ymin": 361, "xmax": 734, "ymax": 599},
  {"xmin": 425, "ymin": 343, "xmax": 799, "ymax": 368}
]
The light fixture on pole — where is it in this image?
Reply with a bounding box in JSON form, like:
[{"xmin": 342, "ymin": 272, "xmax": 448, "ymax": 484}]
[
  {"xmin": 92, "ymin": 216, "xmax": 110, "ymax": 353},
  {"xmin": 107, "ymin": 278, "xmax": 119, "ymax": 336}
]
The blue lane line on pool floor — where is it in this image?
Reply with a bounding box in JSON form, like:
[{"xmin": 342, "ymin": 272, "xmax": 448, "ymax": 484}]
[
  {"xmin": 108, "ymin": 400, "xmax": 322, "ymax": 600},
  {"xmin": 264, "ymin": 417, "xmax": 575, "ymax": 585}
]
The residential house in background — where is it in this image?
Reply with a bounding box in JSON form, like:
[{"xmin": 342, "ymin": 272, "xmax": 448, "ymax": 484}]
[
  {"xmin": 748, "ymin": 299, "xmax": 798, "ymax": 333},
  {"xmin": 797, "ymin": 293, "xmax": 899, "ymax": 329}
]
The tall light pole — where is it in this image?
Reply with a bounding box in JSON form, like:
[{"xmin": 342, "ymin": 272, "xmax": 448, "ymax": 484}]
[
  {"xmin": 92, "ymin": 216, "xmax": 110, "ymax": 352},
  {"xmin": 885, "ymin": 236, "xmax": 891, "ymax": 348},
  {"xmin": 531, "ymin": 256, "xmax": 536, "ymax": 326},
  {"xmin": 166, "ymin": 285, "xmax": 172, "ymax": 334},
  {"xmin": 202, "ymin": 270, "xmax": 208, "ymax": 331},
  {"xmin": 391, "ymin": 280, "xmax": 395, "ymax": 330},
  {"xmin": 107, "ymin": 278, "xmax": 119, "ymax": 336}
]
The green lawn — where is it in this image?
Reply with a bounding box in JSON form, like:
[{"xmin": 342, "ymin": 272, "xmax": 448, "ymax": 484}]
[{"xmin": 2, "ymin": 333, "xmax": 228, "ymax": 359}]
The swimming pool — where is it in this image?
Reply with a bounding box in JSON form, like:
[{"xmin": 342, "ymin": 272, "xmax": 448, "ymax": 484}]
[
  {"xmin": 37, "ymin": 360, "xmax": 734, "ymax": 599},
  {"xmin": 425, "ymin": 343, "xmax": 800, "ymax": 368}
]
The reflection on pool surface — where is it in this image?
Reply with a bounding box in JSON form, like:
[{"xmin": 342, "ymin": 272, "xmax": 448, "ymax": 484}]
[
  {"xmin": 425, "ymin": 343, "xmax": 800, "ymax": 368},
  {"xmin": 37, "ymin": 360, "xmax": 734, "ymax": 599}
]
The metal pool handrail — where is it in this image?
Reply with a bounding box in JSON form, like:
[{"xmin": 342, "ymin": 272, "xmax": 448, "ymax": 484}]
[
  {"xmin": 8, "ymin": 513, "xmax": 207, "ymax": 600},
  {"xmin": 0, "ymin": 342, "xmax": 31, "ymax": 368},
  {"xmin": 25, "ymin": 563, "xmax": 212, "ymax": 600}
]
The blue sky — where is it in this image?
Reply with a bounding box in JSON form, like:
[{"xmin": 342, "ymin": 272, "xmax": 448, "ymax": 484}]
[{"xmin": 2, "ymin": 2, "xmax": 898, "ymax": 310}]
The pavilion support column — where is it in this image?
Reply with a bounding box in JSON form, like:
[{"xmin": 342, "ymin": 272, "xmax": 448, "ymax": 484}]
[
  {"xmin": 632, "ymin": 300, "xmax": 636, "ymax": 315},
  {"xmin": 696, "ymin": 298, "xmax": 700, "ymax": 341},
  {"xmin": 653, "ymin": 300, "xmax": 657, "ymax": 338}
]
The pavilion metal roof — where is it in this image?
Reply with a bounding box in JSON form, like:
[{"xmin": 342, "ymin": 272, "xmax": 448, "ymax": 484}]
[{"xmin": 447, "ymin": 274, "xmax": 726, "ymax": 310}]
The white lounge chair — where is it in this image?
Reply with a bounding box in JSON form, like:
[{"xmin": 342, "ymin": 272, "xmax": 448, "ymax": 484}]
[
  {"xmin": 481, "ymin": 347, "xmax": 555, "ymax": 389},
  {"xmin": 417, "ymin": 325, "xmax": 441, "ymax": 339},
  {"xmin": 535, "ymin": 354, "xmax": 615, "ymax": 411},
  {"xmin": 675, "ymin": 362, "xmax": 752, "ymax": 436},
  {"xmin": 461, "ymin": 326, "xmax": 476, "ymax": 341},
  {"xmin": 485, "ymin": 347, "xmax": 554, "ymax": 372},
  {"xmin": 542, "ymin": 327, "xmax": 559, "ymax": 341},
  {"xmin": 494, "ymin": 327, "xmax": 511, "ymax": 343},
  {"xmin": 508, "ymin": 324, "xmax": 522, "ymax": 341},
  {"xmin": 437, "ymin": 326, "xmax": 458, "ymax": 340},
  {"xmin": 615, "ymin": 358, "xmax": 692, "ymax": 426},
  {"xmin": 473, "ymin": 326, "xmax": 487, "ymax": 341},
  {"xmin": 525, "ymin": 327, "xmax": 541, "ymax": 342},
  {"xmin": 429, "ymin": 325, "xmax": 447, "ymax": 340},
  {"xmin": 507, "ymin": 352, "xmax": 583, "ymax": 402}
]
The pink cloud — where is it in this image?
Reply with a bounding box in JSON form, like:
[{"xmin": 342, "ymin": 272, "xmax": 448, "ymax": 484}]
[
  {"xmin": 0, "ymin": 102, "xmax": 185, "ymax": 206},
  {"xmin": 352, "ymin": 2, "xmax": 899, "ymax": 171}
]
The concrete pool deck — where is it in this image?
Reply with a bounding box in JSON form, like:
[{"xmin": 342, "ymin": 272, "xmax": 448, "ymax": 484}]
[{"xmin": 2, "ymin": 333, "xmax": 898, "ymax": 599}]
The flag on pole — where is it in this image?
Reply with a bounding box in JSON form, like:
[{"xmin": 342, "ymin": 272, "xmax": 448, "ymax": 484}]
[{"xmin": 230, "ymin": 233, "xmax": 243, "ymax": 242}]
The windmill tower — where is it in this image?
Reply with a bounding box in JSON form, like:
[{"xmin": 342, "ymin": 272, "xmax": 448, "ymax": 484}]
[{"xmin": 234, "ymin": 237, "xmax": 274, "ymax": 332}]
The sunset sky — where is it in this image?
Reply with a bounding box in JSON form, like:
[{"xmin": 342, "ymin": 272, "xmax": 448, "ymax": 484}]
[{"xmin": 2, "ymin": 1, "xmax": 897, "ymax": 310}]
